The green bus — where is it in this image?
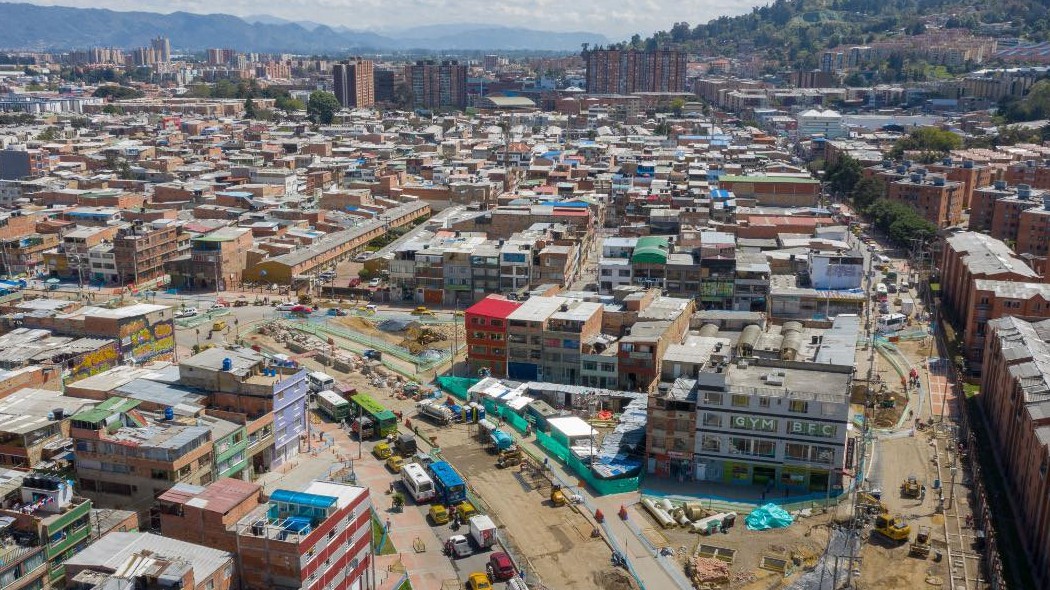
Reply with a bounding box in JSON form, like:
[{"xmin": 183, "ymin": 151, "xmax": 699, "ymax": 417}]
[
  {"xmin": 316, "ymin": 389, "xmax": 351, "ymax": 422},
  {"xmin": 350, "ymin": 393, "xmax": 398, "ymax": 438}
]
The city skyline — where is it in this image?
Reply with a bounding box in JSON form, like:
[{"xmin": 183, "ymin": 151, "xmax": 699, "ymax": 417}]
[{"xmin": 16, "ymin": 0, "xmax": 771, "ymax": 39}]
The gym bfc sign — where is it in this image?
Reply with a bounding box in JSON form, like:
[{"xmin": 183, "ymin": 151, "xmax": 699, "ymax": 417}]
[
  {"xmin": 730, "ymin": 415, "xmax": 777, "ymax": 432},
  {"xmin": 788, "ymin": 420, "xmax": 837, "ymax": 438}
]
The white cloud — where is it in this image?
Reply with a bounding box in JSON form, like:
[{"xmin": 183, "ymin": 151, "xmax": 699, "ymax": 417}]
[{"xmin": 23, "ymin": 0, "xmax": 769, "ymax": 39}]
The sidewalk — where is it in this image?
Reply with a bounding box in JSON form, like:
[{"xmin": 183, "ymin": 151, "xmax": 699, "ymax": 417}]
[{"xmin": 315, "ymin": 419, "xmax": 458, "ymax": 590}]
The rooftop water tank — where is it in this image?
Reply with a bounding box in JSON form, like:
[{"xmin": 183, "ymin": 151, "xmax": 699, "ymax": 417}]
[{"xmin": 222, "ymin": 357, "xmax": 233, "ymax": 371}]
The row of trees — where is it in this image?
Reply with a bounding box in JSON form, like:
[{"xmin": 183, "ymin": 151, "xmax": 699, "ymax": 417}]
[{"xmin": 826, "ymin": 155, "xmax": 937, "ymax": 245}]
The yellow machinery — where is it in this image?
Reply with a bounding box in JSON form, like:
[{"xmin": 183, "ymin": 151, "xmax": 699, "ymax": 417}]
[
  {"xmin": 909, "ymin": 526, "xmax": 931, "ymax": 558},
  {"xmin": 550, "ymin": 484, "xmax": 566, "ymax": 507},
  {"xmin": 212, "ymin": 320, "xmax": 227, "ymax": 332},
  {"xmin": 901, "ymin": 475, "xmax": 922, "ymax": 499},
  {"xmin": 873, "ymin": 514, "xmax": 911, "ymax": 543},
  {"xmin": 457, "ymin": 501, "xmax": 478, "ymax": 521},
  {"xmin": 858, "ymin": 492, "xmax": 888, "ymax": 515},
  {"xmin": 496, "ymin": 447, "xmax": 523, "ymax": 468}
]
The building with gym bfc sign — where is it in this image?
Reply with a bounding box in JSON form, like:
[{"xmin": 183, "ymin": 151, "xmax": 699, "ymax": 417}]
[{"xmin": 645, "ymin": 316, "xmax": 858, "ymax": 494}]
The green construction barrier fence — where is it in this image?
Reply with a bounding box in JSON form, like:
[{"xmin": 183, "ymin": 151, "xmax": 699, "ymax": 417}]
[{"xmin": 436, "ymin": 376, "xmax": 479, "ymax": 401}]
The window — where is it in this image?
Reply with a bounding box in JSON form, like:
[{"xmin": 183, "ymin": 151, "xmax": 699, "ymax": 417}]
[
  {"xmin": 731, "ymin": 394, "xmax": 749, "ymax": 408},
  {"xmin": 703, "ymin": 391, "xmax": 723, "ymax": 405},
  {"xmin": 788, "ymin": 400, "xmax": 809, "ymax": 413},
  {"xmin": 758, "ymin": 397, "xmax": 770, "ymax": 408},
  {"xmin": 491, "ymin": 320, "xmax": 502, "ymax": 327},
  {"xmin": 754, "ymin": 440, "xmax": 776, "ymax": 458},
  {"xmin": 785, "ymin": 443, "xmax": 809, "ymax": 461},
  {"xmin": 730, "ymin": 437, "xmax": 750, "ymax": 455},
  {"xmin": 701, "ymin": 434, "xmax": 720, "ymax": 452},
  {"xmin": 702, "ymin": 413, "xmax": 722, "ymax": 428}
]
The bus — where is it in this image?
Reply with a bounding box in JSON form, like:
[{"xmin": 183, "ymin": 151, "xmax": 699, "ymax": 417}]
[
  {"xmin": 316, "ymin": 389, "xmax": 351, "ymax": 422},
  {"xmin": 400, "ymin": 463, "xmax": 436, "ymax": 503},
  {"xmin": 429, "ymin": 460, "xmax": 466, "ymax": 505},
  {"xmin": 349, "ymin": 393, "xmax": 398, "ymax": 438},
  {"xmin": 877, "ymin": 313, "xmax": 908, "ymax": 334}
]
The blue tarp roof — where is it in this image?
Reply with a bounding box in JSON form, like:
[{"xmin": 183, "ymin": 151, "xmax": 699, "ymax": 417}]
[
  {"xmin": 270, "ymin": 489, "xmax": 337, "ymax": 509},
  {"xmin": 710, "ymin": 189, "xmax": 732, "ymax": 200}
]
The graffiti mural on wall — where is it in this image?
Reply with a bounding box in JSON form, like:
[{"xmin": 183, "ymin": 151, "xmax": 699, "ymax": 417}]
[
  {"xmin": 71, "ymin": 342, "xmax": 120, "ymax": 380},
  {"xmin": 120, "ymin": 315, "xmax": 175, "ymax": 363}
]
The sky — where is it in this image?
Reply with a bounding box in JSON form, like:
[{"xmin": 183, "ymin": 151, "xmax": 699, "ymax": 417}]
[{"xmin": 21, "ymin": 0, "xmax": 770, "ymax": 39}]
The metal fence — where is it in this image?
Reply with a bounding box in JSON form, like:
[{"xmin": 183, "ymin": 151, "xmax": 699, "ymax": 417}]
[{"xmin": 282, "ymin": 319, "xmax": 459, "ymax": 374}]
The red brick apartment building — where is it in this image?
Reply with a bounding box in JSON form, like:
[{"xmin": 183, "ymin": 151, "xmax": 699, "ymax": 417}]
[
  {"xmin": 465, "ymin": 295, "xmax": 522, "ymax": 378},
  {"xmin": 160, "ymin": 478, "xmax": 372, "ymax": 590},
  {"xmin": 927, "ymin": 158, "xmax": 995, "ymax": 208},
  {"xmin": 1004, "ymin": 159, "xmax": 1050, "ymax": 190},
  {"xmin": 887, "ymin": 174, "xmax": 965, "ymax": 228},
  {"xmin": 941, "ymin": 232, "xmax": 1049, "ymax": 371},
  {"xmin": 980, "ymin": 317, "xmax": 1050, "ymax": 585}
]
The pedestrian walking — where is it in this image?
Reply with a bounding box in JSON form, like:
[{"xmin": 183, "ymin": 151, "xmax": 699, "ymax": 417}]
[{"xmin": 385, "ymin": 519, "xmax": 391, "ymax": 532}]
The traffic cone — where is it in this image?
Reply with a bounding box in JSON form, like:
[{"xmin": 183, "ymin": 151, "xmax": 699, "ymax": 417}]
[
  {"xmin": 619, "ymin": 505, "xmax": 628, "ymax": 520},
  {"xmin": 594, "ymin": 508, "xmax": 604, "ymax": 523}
]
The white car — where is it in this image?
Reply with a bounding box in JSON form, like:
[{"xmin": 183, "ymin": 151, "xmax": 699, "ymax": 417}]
[
  {"xmin": 368, "ymin": 278, "xmax": 381, "ymax": 287},
  {"xmin": 175, "ymin": 308, "xmax": 198, "ymax": 318},
  {"xmin": 276, "ymin": 302, "xmax": 297, "ymax": 311}
]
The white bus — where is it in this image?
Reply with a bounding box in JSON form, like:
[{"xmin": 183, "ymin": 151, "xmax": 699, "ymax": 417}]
[
  {"xmin": 877, "ymin": 313, "xmax": 908, "ymax": 334},
  {"xmin": 307, "ymin": 371, "xmax": 335, "ymax": 393},
  {"xmin": 400, "ymin": 463, "xmax": 436, "ymax": 503}
]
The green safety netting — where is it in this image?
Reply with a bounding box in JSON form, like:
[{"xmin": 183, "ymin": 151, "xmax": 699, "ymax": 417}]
[{"xmin": 436, "ymin": 376, "xmax": 480, "ymax": 401}]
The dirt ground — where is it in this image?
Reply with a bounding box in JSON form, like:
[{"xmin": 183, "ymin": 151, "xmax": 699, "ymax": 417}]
[
  {"xmin": 855, "ymin": 434, "xmax": 949, "ymax": 590},
  {"xmin": 631, "ymin": 504, "xmax": 831, "ymax": 589},
  {"xmin": 333, "ymin": 315, "xmax": 466, "ymax": 355},
  {"xmin": 438, "ymin": 427, "xmax": 633, "ymax": 590}
]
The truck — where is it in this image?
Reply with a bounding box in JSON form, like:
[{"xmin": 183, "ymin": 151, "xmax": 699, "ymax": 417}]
[
  {"xmin": 395, "ymin": 433, "xmax": 418, "ymax": 456},
  {"xmin": 468, "ymin": 514, "xmax": 498, "ymax": 550},
  {"xmin": 900, "ymin": 296, "xmax": 915, "ymax": 317},
  {"xmin": 417, "ymin": 399, "xmax": 454, "ymax": 425}
]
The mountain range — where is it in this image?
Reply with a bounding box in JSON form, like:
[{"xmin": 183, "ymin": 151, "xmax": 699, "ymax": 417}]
[{"xmin": 0, "ymin": 2, "xmax": 608, "ymax": 52}]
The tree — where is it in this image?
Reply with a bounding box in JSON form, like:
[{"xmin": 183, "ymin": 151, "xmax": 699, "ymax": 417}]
[
  {"xmin": 670, "ymin": 97, "xmax": 686, "ymax": 116},
  {"xmin": 826, "ymin": 155, "xmax": 862, "ymax": 196},
  {"xmin": 890, "ymin": 127, "xmax": 962, "ymax": 160},
  {"xmin": 244, "ymin": 97, "xmax": 257, "ymax": 120},
  {"xmin": 102, "ymin": 104, "xmax": 122, "ymax": 115},
  {"xmin": 274, "ymin": 96, "xmax": 305, "ymax": 111},
  {"xmin": 307, "ymin": 91, "xmax": 340, "ymax": 125},
  {"xmin": 92, "ymin": 85, "xmax": 144, "ymax": 100},
  {"xmin": 851, "ymin": 177, "xmax": 884, "ymax": 212},
  {"xmin": 36, "ymin": 127, "xmax": 59, "ymax": 141}
]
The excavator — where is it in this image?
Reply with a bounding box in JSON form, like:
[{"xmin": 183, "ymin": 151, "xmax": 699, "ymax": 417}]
[{"xmin": 873, "ymin": 513, "xmax": 911, "ymax": 544}]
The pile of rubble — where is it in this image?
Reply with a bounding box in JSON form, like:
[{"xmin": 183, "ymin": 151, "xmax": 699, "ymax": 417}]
[{"xmin": 687, "ymin": 556, "xmax": 730, "ymax": 587}]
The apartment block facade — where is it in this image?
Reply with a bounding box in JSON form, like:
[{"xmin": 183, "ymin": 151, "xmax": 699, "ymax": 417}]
[{"xmin": 584, "ymin": 48, "xmax": 688, "ymax": 94}]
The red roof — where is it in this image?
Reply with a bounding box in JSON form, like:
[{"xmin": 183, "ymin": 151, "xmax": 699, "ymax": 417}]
[
  {"xmin": 157, "ymin": 477, "xmax": 261, "ymax": 513},
  {"xmin": 465, "ymin": 295, "xmax": 522, "ymax": 319}
]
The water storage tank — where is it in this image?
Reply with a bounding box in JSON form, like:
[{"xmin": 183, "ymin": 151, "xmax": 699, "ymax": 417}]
[
  {"xmin": 164, "ymin": 407, "xmax": 175, "ymax": 421},
  {"xmin": 780, "ymin": 322, "xmax": 804, "ymax": 361},
  {"xmin": 698, "ymin": 323, "xmax": 719, "ymax": 337},
  {"xmin": 738, "ymin": 325, "xmax": 761, "ymax": 356},
  {"xmin": 222, "ymin": 358, "xmax": 233, "ymax": 371}
]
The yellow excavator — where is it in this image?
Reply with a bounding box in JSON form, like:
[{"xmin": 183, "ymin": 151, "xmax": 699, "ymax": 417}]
[
  {"xmin": 858, "ymin": 491, "xmax": 888, "ymax": 515},
  {"xmin": 873, "ymin": 513, "xmax": 911, "ymax": 544}
]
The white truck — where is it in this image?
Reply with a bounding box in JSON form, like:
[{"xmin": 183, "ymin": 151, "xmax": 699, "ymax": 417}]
[
  {"xmin": 417, "ymin": 399, "xmax": 454, "ymax": 425},
  {"xmin": 899, "ymin": 296, "xmax": 915, "ymax": 317},
  {"xmin": 468, "ymin": 514, "xmax": 498, "ymax": 550}
]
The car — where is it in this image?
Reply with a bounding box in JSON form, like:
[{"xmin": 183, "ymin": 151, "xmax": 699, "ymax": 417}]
[
  {"xmin": 428, "ymin": 504, "xmax": 449, "ymax": 525},
  {"xmin": 466, "ymin": 572, "xmax": 492, "ymax": 590},
  {"xmin": 365, "ymin": 304, "xmax": 378, "ymax": 313},
  {"xmin": 886, "ymin": 283, "xmax": 898, "ymax": 294},
  {"xmin": 275, "ymin": 302, "xmax": 296, "ymax": 311},
  {"xmin": 326, "ymin": 308, "xmax": 348, "ymax": 316},
  {"xmin": 175, "ymin": 308, "xmax": 198, "ymax": 318},
  {"xmin": 411, "ymin": 306, "xmax": 435, "ymax": 316},
  {"xmin": 290, "ymin": 304, "xmax": 314, "ymax": 313},
  {"xmin": 368, "ymin": 278, "xmax": 382, "ymax": 287},
  {"xmin": 355, "ymin": 253, "xmax": 369, "ymax": 262},
  {"xmin": 386, "ymin": 455, "xmax": 405, "ymax": 472},
  {"xmin": 446, "ymin": 535, "xmax": 472, "ymax": 559},
  {"xmin": 487, "ymin": 552, "xmax": 515, "ymax": 581},
  {"xmin": 372, "ymin": 442, "xmax": 392, "ymax": 460},
  {"xmin": 233, "ymin": 298, "xmax": 249, "ymax": 307}
]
